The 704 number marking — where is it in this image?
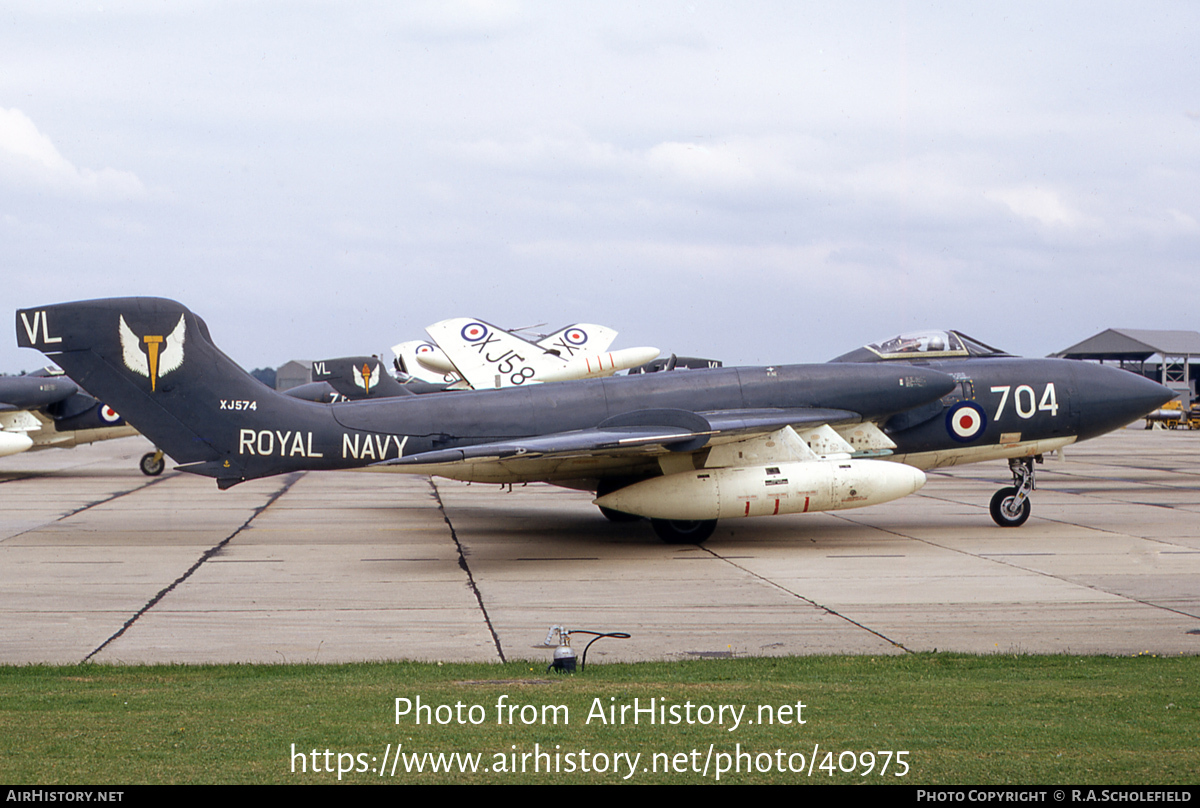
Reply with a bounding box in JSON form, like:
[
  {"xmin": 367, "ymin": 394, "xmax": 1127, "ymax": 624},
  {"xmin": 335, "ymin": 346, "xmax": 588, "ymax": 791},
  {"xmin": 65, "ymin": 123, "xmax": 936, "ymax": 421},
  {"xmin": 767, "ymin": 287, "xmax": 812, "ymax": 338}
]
[{"xmin": 989, "ymin": 383, "xmax": 1058, "ymax": 420}]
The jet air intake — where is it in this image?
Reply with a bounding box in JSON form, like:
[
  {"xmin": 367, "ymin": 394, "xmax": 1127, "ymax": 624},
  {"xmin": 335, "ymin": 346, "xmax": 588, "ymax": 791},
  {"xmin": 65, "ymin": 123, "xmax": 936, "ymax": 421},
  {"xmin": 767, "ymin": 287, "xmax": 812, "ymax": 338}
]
[{"xmin": 593, "ymin": 459, "xmax": 925, "ymax": 521}]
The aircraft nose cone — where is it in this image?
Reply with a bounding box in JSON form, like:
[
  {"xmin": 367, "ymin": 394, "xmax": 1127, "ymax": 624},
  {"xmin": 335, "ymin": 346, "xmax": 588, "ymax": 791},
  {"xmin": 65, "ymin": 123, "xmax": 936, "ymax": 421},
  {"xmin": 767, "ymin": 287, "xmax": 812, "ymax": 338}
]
[{"xmin": 1075, "ymin": 363, "xmax": 1177, "ymax": 441}]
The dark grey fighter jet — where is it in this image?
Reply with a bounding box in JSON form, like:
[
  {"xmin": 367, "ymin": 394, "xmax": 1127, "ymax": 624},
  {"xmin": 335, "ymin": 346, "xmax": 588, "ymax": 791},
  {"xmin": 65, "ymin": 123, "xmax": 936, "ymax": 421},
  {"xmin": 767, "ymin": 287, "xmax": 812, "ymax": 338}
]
[
  {"xmin": 283, "ymin": 356, "xmax": 439, "ymax": 403},
  {"xmin": 16, "ymin": 299, "xmax": 1171, "ymax": 542},
  {"xmin": 0, "ymin": 367, "xmax": 158, "ymax": 471}
]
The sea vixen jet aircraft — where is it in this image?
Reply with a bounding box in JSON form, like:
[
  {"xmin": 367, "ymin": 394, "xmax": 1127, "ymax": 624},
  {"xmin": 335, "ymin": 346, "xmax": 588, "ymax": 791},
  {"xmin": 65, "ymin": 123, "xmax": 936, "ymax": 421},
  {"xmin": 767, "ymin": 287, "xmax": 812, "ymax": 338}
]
[
  {"xmin": 0, "ymin": 367, "xmax": 159, "ymax": 472},
  {"xmin": 16, "ymin": 299, "xmax": 1172, "ymax": 542},
  {"xmin": 283, "ymin": 356, "xmax": 438, "ymax": 403},
  {"xmin": 423, "ymin": 318, "xmax": 660, "ymax": 389},
  {"xmin": 288, "ymin": 353, "xmax": 723, "ymax": 405},
  {"xmin": 392, "ymin": 321, "xmax": 627, "ymax": 388}
]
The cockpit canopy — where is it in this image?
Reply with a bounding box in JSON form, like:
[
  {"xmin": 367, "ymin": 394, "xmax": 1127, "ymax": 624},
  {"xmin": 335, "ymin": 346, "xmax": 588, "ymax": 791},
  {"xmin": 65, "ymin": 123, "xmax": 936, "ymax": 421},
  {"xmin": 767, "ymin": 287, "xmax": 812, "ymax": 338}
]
[{"xmin": 830, "ymin": 330, "xmax": 1011, "ymax": 363}]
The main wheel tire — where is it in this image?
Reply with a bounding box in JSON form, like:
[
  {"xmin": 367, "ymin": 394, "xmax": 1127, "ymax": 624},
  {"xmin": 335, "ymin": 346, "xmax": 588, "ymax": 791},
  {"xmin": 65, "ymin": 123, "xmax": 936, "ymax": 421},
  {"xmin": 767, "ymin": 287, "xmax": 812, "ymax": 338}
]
[
  {"xmin": 650, "ymin": 518, "xmax": 717, "ymax": 544},
  {"xmin": 140, "ymin": 452, "xmax": 165, "ymax": 476},
  {"xmin": 989, "ymin": 486, "xmax": 1030, "ymax": 527}
]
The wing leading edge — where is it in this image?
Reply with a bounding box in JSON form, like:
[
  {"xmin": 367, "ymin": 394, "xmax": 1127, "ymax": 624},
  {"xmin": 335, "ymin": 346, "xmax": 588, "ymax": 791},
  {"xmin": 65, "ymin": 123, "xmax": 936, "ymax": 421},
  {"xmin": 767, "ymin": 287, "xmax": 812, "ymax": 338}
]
[{"xmin": 374, "ymin": 406, "xmax": 864, "ymax": 472}]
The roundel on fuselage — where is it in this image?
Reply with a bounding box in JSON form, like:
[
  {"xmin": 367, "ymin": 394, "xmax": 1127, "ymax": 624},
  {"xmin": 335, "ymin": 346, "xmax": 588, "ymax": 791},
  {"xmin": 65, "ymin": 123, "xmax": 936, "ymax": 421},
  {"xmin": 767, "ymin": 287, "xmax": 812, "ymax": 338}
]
[
  {"xmin": 946, "ymin": 401, "xmax": 987, "ymax": 442},
  {"xmin": 99, "ymin": 403, "xmax": 123, "ymax": 424}
]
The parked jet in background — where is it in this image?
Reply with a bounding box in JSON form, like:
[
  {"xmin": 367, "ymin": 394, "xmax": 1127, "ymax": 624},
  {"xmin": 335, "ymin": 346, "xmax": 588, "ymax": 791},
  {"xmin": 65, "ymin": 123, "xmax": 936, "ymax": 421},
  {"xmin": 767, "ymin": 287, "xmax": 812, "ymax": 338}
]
[
  {"xmin": 17, "ymin": 301, "xmax": 1172, "ymax": 541},
  {"xmin": 393, "ymin": 321, "xmax": 625, "ymax": 388},
  {"xmin": 629, "ymin": 355, "xmax": 723, "ymax": 374},
  {"xmin": 390, "ymin": 340, "xmax": 467, "ymax": 387},
  {"xmin": 0, "ymin": 367, "xmax": 163, "ymax": 473},
  {"xmin": 423, "ymin": 318, "xmax": 659, "ymax": 389},
  {"xmin": 284, "ymin": 356, "xmax": 439, "ymax": 403},
  {"xmin": 291, "ymin": 350, "xmax": 720, "ymax": 407}
]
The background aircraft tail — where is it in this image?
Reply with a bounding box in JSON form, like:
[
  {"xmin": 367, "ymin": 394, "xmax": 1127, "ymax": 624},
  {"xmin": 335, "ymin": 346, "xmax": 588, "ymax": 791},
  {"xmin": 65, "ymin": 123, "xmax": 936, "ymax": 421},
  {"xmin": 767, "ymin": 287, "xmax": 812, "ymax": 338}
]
[
  {"xmin": 311, "ymin": 355, "xmax": 412, "ymax": 400},
  {"xmin": 390, "ymin": 339, "xmax": 465, "ymax": 386},
  {"xmin": 535, "ymin": 323, "xmax": 618, "ymax": 356}
]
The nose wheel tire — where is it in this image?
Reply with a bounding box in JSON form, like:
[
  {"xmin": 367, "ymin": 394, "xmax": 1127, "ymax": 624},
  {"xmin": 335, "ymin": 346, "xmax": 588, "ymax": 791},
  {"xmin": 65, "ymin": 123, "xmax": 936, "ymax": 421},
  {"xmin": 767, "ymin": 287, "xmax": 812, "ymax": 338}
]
[
  {"xmin": 650, "ymin": 518, "xmax": 717, "ymax": 544},
  {"xmin": 989, "ymin": 487, "xmax": 1030, "ymax": 527}
]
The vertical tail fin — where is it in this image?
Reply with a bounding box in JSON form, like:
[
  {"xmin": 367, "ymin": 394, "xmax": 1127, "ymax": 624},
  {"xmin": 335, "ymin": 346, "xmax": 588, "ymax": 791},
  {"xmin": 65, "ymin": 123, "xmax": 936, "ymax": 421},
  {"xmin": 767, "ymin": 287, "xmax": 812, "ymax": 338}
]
[
  {"xmin": 536, "ymin": 323, "xmax": 618, "ymax": 356},
  {"xmin": 310, "ymin": 356, "xmax": 413, "ymax": 400},
  {"xmin": 16, "ymin": 298, "xmax": 334, "ymax": 486}
]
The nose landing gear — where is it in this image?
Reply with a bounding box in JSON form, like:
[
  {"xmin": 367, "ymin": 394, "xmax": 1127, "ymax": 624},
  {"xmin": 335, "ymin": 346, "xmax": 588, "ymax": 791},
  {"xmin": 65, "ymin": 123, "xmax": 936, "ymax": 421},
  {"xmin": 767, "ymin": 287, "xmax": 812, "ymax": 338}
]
[{"xmin": 989, "ymin": 456, "xmax": 1038, "ymax": 527}]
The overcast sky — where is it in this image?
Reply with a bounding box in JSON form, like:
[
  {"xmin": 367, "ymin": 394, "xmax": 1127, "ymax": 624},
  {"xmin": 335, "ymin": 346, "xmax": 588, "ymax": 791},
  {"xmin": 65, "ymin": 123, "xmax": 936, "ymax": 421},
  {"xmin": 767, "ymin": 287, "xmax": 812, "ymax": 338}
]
[{"xmin": 3, "ymin": 1, "xmax": 1198, "ymax": 374}]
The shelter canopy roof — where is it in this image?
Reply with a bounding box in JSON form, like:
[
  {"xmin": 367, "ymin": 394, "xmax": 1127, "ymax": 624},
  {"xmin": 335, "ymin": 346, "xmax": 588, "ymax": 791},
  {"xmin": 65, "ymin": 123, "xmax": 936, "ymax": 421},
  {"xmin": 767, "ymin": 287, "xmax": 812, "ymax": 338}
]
[{"xmin": 1052, "ymin": 329, "xmax": 1200, "ymax": 361}]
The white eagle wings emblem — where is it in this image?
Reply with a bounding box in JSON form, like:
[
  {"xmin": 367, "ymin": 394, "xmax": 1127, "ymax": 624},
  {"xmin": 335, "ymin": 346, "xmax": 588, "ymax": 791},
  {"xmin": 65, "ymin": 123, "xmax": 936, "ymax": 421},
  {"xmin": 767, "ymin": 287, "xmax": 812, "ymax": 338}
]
[
  {"xmin": 352, "ymin": 361, "xmax": 377, "ymax": 392},
  {"xmin": 119, "ymin": 314, "xmax": 186, "ymax": 392}
]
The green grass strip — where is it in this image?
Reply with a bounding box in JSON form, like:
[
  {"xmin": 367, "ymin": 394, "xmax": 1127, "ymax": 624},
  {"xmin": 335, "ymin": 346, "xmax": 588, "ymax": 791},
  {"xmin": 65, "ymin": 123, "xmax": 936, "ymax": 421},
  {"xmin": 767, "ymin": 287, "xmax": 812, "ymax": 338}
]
[{"xmin": 2, "ymin": 653, "xmax": 1196, "ymax": 784}]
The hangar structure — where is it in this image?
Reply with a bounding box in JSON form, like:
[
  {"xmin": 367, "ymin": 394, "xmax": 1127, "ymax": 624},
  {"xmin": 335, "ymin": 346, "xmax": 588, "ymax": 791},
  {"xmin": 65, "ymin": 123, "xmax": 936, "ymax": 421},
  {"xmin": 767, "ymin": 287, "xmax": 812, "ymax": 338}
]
[
  {"xmin": 1053, "ymin": 328, "xmax": 1200, "ymax": 405},
  {"xmin": 274, "ymin": 359, "xmax": 313, "ymax": 392}
]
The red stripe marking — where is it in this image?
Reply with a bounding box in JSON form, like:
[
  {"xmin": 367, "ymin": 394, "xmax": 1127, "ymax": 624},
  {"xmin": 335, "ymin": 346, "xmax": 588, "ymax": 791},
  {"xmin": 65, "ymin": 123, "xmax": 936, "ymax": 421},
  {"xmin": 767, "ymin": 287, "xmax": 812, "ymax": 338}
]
[
  {"xmin": 803, "ymin": 496, "xmax": 810, "ymax": 513},
  {"xmin": 744, "ymin": 501, "xmax": 750, "ymax": 516},
  {"xmin": 773, "ymin": 498, "xmax": 780, "ymax": 515}
]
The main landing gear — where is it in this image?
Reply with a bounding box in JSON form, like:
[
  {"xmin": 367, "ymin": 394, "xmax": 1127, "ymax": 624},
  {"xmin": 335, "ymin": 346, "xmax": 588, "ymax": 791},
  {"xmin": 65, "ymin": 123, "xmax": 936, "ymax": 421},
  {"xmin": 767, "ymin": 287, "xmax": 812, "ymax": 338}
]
[
  {"xmin": 649, "ymin": 518, "xmax": 717, "ymax": 545},
  {"xmin": 989, "ymin": 456, "xmax": 1040, "ymax": 527},
  {"xmin": 140, "ymin": 449, "xmax": 166, "ymax": 476}
]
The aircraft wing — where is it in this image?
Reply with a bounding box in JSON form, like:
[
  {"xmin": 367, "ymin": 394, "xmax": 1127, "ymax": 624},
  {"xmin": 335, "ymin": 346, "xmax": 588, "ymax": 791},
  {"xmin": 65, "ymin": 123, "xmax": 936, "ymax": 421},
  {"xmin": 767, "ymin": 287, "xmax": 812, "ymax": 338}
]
[
  {"xmin": 424, "ymin": 317, "xmax": 566, "ymax": 389},
  {"xmin": 700, "ymin": 407, "xmax": 857, "ymax": 433},
  {"xmin": 376, "ymin": 407, "xmax": 859, "ymax": 470}
]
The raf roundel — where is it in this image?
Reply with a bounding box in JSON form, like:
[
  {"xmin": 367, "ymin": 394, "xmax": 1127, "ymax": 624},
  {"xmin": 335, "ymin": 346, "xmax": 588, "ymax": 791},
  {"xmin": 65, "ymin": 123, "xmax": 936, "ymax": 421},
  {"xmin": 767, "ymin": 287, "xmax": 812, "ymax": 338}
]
[
  {"xmin": 564, "ymin": 328, "xmax": 588, "ymax": 346},
  {"xmin": 99, "ymin": 404, "xmax": 123, "ymax": 424},
  {"xmin": 946, "ymin": 401, "xmax": 987, "ymax": 442},
  {"xmin": 461, "ymin": 323, "xmax": 489, "ymax": 342},
  {"xmin": 416, "ymin": 342, "xmax": 436, "ymax": 355}
]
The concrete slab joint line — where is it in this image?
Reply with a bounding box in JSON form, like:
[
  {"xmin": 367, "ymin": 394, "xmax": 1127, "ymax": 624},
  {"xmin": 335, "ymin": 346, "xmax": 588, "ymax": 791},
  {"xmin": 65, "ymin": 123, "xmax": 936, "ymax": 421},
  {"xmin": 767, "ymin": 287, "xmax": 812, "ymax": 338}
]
[
  {"xmin": 703, "ymin": 544, "xmax": 913, "ymax": 654},
  {"xmin": 831, "ymin": 503, "xmax": 1200, "ymax": 623},
  {"xmin": 428, "ymin": 477, "xmax": 507, "ymax": 663},
  {"xmin": 81, "ymin": 472, "xmax": 306, "ymax": 664},
  {"xmin": 3, "ymin": 472, "xmax": 173, "ymax": 545}
]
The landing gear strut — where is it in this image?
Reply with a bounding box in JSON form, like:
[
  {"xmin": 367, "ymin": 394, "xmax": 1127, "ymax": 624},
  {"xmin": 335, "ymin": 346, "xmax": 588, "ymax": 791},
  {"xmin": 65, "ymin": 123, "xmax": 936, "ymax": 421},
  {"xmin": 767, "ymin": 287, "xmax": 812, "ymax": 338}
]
[
  {"xmin": 140, "ymin": 449, "xmax": 165, "ymax": 476},
  {"xmin": 989, "ymin": 456, "xmax": 1038, "ymax": 527}
]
